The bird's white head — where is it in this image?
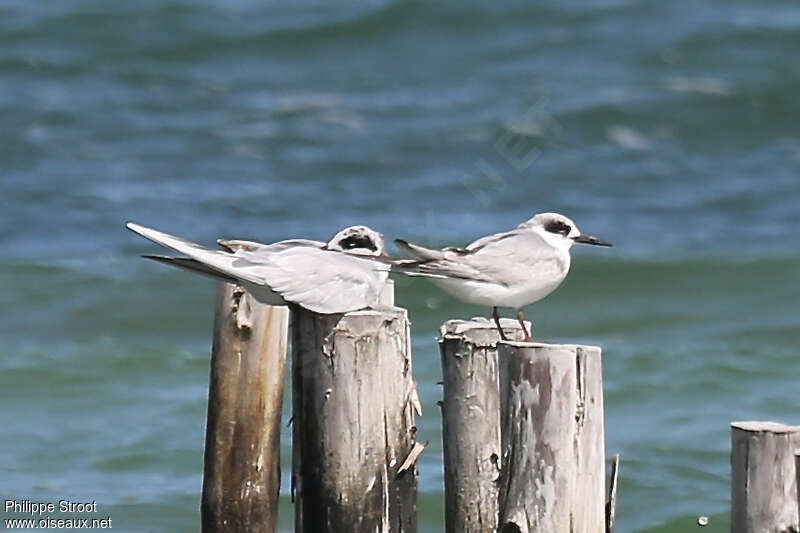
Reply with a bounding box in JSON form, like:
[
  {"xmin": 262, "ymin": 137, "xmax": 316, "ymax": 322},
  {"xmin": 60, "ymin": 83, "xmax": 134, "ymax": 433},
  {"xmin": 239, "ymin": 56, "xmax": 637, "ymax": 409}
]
[
  {"xmin": 326, "ymin": 225, "xmax": 387, "ymax": 257},
  {"xmin": 521, "ymin": 212, "xmax": 612, "ymax": 250}
]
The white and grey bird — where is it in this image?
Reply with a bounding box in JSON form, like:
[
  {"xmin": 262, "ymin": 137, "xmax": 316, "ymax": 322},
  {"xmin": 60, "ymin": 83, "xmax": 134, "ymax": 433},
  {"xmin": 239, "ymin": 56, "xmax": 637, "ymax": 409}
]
[
  {"xmin": 126, "ymin": 222, "xmax": 391, "ymax": 314},
  {"xmin": 394, "ymin": 212, "xmax": 611, "ymax": 341}
]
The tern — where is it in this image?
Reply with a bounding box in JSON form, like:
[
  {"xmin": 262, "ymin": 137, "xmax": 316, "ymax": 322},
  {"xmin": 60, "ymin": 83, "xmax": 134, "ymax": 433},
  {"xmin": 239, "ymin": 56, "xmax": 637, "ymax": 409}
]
[
  {"xmin": 126, "ymin": 222, "xmax": 391, "ymax": 314},
  {"xmin": 394, "ymin": 212, "xmax": 611, "ymax": 341}
]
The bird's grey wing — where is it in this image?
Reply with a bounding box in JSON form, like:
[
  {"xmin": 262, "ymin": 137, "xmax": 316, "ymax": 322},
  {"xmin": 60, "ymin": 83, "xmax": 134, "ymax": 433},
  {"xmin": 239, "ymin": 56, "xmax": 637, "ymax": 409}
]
[
  {"xmin": 392, "ymin": 246, "xmax": 497, "ymax": 283},
  {"xmin": 460, "ymin": 230, "xmax": 566, "ymax": 286},
  {"xmin": 142, "ymin": 255, "xmax": 238, "ymax": 283},
  {"xmin": 406, "ymin": 256, "xmax": 498, "ymax": 283},
  {"xmin": 398, "ymin": 230, "xmax": 564, "ymax": 286},
  {"xmin": 465, "ymin": 228, "xmax": 520, "ymax": 252},
  {"xmin": 129, "ymin": 223, "xmax": 388, "ymax": 314},
  {"xmin": 393, "ymin": 238, "xmax": 487, "ymax": 280},
  {"xmin": 241, "ymin": 246, "xmax": 391, "ymax": 314},
  {"xmin": 218, "ymin": 238, "xmax": 324, "ymax": 253},
  {"xmin": 127, "ymin": 222, "xmax": 265, "ymax": 286},
  {"xmin": 394, "ymin": 239, "xmax": 447, "ymax": 261}
]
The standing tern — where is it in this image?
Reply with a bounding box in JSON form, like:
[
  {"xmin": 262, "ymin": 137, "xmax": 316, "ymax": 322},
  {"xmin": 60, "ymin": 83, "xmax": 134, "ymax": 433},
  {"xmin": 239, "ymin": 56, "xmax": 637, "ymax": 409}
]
[
  {"xmin": 126, "ymin": 222, "xmax": 391, "ymax": 314},
  {"xmin": 393, "ymin": 212, "xmax": 611, "ymax": 341}
]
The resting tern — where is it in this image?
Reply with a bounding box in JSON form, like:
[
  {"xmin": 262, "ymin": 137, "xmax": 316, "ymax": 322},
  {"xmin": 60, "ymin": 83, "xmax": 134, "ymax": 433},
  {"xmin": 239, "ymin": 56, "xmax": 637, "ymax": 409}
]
[
  {"xmin": 126, "ymin": 222, "xmax": 391, "ymax": 314},
  {"xmin": 394, "ymin": 212, "xmax": 611, "ymax": 341}
]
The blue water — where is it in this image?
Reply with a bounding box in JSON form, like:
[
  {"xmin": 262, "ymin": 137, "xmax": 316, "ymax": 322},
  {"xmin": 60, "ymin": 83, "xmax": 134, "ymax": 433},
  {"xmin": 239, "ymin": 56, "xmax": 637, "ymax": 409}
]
[{"xmin": 2, "ymin": 1, "xmax": 800, "ymax": 531}]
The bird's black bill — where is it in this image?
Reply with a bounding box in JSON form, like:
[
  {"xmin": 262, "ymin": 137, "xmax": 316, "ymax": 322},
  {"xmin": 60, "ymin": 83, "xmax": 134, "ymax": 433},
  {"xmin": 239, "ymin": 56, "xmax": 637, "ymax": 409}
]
[{"xmin": 573, "ymin": 234, "xmax": 612, "ymax": 247}]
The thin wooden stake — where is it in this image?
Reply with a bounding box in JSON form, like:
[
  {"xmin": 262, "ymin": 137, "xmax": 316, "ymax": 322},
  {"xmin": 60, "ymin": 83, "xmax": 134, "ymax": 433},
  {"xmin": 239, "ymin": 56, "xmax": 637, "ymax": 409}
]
[{"xmin": 606, "ymin": 454, "xmax": 620, "ymax": 533}]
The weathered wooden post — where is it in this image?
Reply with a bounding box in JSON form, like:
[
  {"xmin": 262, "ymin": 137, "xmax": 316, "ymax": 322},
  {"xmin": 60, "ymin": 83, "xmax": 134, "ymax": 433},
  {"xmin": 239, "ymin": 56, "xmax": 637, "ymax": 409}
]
[
  {"xmin": 291, "ymin": 282, "xmax": 419, "ymax": 533},
  {"xmin": 796, "ymin": 450, "xmax": 800, "ymax": 525},
  {"xmin": 201, "ymin": 283, "xmax": 289, "ymax": 533},
  {"xmin": 731, "ymin": 421, "xmax": 800, "ymax": 533},
  {"xmin": 498, "ymin": 342, "xmax": 605, "ymax": 533},
  {"xmin": 438, "ymin": 318, "xmax": 528, "ymax": 533}
]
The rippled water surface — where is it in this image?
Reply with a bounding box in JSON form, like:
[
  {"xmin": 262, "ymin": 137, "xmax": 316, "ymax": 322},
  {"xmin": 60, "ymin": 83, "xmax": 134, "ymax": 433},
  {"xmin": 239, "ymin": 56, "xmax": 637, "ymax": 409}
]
[{"xmin": 2, "ymin": 1, "xmax": 799, "ymax": 531}]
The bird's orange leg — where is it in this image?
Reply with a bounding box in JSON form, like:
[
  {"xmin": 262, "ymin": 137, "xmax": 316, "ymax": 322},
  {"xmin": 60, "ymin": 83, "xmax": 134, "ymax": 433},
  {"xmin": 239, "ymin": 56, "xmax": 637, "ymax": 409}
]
[
  {"xmin": 492, "ymin": 307, "xmax": 508, "ymax": 341},
  {"xmin": 517, "ymin": 309, "xmax": 533, "ymax": 342}
]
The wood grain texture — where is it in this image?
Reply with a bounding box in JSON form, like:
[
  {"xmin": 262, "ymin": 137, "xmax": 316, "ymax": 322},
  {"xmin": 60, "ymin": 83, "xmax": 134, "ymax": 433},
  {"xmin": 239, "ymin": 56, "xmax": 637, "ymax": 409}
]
[
  {"xmin": 497, "ymin": 342, "xmax": 605, "ymax": 533},
  {"xmin": 731, "ymin": 421, "xmax": 800, "ymax": 533},
  {"xmin": 201, "ymin": 283, "xmax": 289, "ymax": 533},
  {"xmin": 438, "ymin": 318, "xmax": 528, "ymax": 533},
  {"xmin": 796, "ymin": 450, "xmax": 800, "ymax": 529},
  {"xmin": 291, "ymin": 303, "xmax": 418, "ymax": 533}
]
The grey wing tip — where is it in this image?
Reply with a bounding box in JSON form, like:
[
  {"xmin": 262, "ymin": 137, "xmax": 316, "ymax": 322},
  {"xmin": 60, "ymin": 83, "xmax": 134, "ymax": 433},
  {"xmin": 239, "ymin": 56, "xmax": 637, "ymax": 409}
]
[
  {"xmin": 217, "ymin": 239, "xmax": 234, "ymax": 252},
  {"xmin": 140, "ymin": 254, "xmax": 181, "ymax": 265},
  {"xmin": 140, "ymin": 254, "xmax": 239, "ymax": 283},
  {"xmin": 394, "ymin": 239, "xmax": 414, "ymax": 253}
]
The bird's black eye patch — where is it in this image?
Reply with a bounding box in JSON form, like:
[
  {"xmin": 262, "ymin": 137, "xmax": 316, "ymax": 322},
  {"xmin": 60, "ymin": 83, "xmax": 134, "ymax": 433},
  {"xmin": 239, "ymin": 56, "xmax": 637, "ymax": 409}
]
[
  {"xmin": 544, "ymin": 220, "xmax": 572, "ymax": 236},
  {"xmin": 338, "ymin": 235, "xmax": 377, "ymax": 251}
]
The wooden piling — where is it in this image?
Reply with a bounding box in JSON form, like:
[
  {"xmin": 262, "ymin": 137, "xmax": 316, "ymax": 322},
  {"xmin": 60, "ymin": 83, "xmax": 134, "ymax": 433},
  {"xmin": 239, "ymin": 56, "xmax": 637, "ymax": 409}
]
[
  {"xmin": 731, "ymin": 421, "xmax": 800, "ymax": 533},
  {"xmin": 438, "ymin": 318, "xmax": 528, "ymax": 533},
  {"xmin": 796, "ymin": 450, "xmax": 800, "ymax": 526},
  {"xmin": 291, "ymin": 292, "xmax": 418, "ymax": 533},
  {"xmin": 201, "ymin": 283, "xmax": 289, "ymax": 533},
  {"xmin": 497, "ymin": 342, "xmax": 605, "ymax": 533}
]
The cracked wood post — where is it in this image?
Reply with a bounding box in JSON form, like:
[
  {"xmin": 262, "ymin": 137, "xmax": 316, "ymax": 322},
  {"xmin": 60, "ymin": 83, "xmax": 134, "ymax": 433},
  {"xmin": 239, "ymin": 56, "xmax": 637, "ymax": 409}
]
[
  {"xmin": 201, "ymin": 283, "xmax": 289, "ymax": 533},
  {"xmin": 498, "ymin": 342, "xmax": 605, "ymax": 533},
  {"xmin": 438, "ymin": 318, "xmax": 528, "ymax": 533},
  {"xmin": 291, "ymin": 281, "xmax": 419, "ymax": 533},
  {"xmin": 731, "ymin": 421, "xmax": 800, "ymax": 533}
]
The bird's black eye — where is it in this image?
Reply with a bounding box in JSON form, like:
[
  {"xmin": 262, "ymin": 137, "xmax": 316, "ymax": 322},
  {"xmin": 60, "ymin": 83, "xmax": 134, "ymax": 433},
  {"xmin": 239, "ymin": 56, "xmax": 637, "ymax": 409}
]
[
  {"xmin": 338, "ymin": 235, "xmax": 377, "ymax": 251},
  {"xmin": 544, "ymin": 220, "xmax": 572, "ymax": 236}
]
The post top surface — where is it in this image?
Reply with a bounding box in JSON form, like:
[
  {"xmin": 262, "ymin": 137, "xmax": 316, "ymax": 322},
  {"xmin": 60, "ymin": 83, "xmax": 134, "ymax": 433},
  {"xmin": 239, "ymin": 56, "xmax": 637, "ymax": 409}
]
[
  {"xmin": 501, "ymin": 340, "xmax": 602, "ymax": 351},
  {"xmin": 439, "ymin": 318, "xmax": 602, "ymax": 352},
  {"xmin": 347, "ymin": 306, "xmax": 407, "ymax": 318},
  {"xmin": 731, "ymin": 420, "xmax": 800, "ymax": 433},
  {"xmin": 439, "ymin": 317, "xmax": 525, "ymax": 336}
]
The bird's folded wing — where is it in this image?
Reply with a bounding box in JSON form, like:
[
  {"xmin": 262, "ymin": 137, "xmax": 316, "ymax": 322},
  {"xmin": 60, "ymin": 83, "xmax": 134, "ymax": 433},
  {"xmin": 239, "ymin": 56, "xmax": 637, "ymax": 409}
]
[
  {"xmin": 128, "ymin": 222, "xmax": 389, "ymax": 314},
  {"xmin": 408, "ymin": 258, "xmax": 498, "ymax": 283},
  {"xmin": 127, "ymin": 222, "xmax": 267, "ymax": 286},
  {"xmin": 399, "ymin": 230, "xmax": 563, "ymax": 287},
  {"xmin": 394, "ymin": 239, "xmax": 446, "ymax": 261},
  {"xmin": 219, "ymin": 238, "xmax": 324, "ymax": 253},
  {"xmin": 465, "ymin": 229, "xmax": 519, "ymax": 251},
  {"xmin": 461, "ymin": 230, "xmax": 565, "ymax": 286},
  {"xmin": 142, "ymin": 255, "xmax": 238, "ymax": 283},
  {"xmin": 241, "ymin": 246, "xmax": 391, "ymax": 314}
]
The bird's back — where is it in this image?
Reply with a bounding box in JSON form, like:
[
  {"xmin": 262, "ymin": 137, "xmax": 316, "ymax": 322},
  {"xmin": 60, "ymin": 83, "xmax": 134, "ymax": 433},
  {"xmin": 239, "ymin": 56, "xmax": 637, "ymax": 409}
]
[{"xmin": 401, "ymin": 229, "xmax": 571, "ymax": 309}]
